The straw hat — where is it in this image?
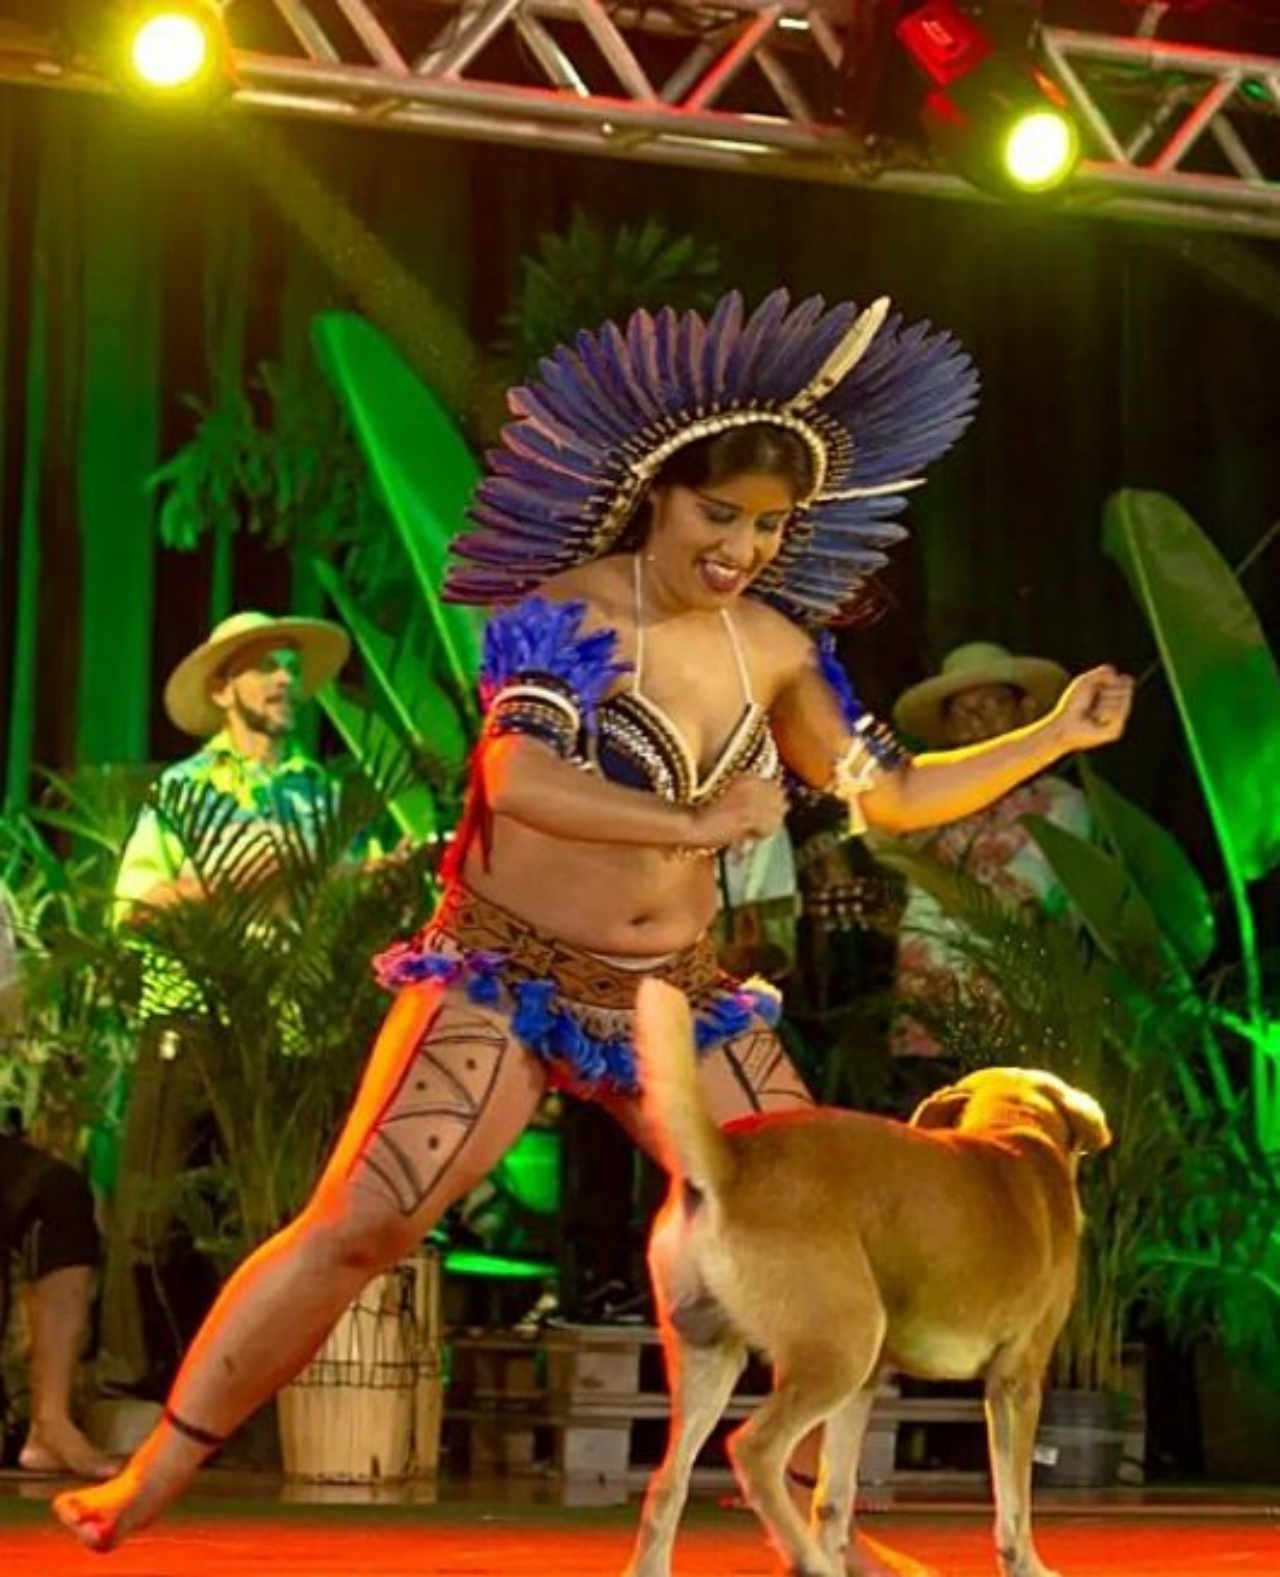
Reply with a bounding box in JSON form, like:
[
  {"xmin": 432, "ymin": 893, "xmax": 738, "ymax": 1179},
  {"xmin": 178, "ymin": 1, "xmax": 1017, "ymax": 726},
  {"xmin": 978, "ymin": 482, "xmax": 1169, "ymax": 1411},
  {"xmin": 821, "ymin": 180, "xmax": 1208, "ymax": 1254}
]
[
  {"xmin": 164, "ymin": 611, "xmax": 350, "ymax": 738},
  {"xmin": 893, "ymin": 641, "xmax": 1069, "ymax": 746}
]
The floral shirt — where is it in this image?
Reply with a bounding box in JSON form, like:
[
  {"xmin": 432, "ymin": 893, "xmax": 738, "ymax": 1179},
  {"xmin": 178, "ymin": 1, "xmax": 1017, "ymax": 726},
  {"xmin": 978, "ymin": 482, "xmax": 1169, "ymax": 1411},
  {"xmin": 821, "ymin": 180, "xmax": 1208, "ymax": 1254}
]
[
  {"xmin": 891, "ymin": 773, "xmax": 1092, "ymax": 1059},
  {"xmin": 115, "ymin": 732, "xmax": 335, "ymax": 1017}
]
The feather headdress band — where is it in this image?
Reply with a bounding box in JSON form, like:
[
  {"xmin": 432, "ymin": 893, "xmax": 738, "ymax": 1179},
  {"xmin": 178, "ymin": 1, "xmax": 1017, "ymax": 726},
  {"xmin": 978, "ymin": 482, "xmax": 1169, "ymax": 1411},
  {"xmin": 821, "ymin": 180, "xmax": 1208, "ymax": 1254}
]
[{"xmin": 445, "ymin": 288, "xmax": 979, "ymax": 626}]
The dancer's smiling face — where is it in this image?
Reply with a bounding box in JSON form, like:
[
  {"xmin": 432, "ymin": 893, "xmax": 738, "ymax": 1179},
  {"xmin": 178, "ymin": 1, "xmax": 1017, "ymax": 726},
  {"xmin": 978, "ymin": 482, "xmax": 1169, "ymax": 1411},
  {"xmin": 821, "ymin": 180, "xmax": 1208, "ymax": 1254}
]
[{"xmin": 642, "ymin": 471, "xmax": 796, "ymax": 610}]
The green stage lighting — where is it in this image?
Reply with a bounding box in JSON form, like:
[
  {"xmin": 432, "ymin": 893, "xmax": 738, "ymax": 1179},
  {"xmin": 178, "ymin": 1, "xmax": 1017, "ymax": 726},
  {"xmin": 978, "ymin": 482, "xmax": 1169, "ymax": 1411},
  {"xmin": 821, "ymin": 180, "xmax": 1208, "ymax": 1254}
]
[
  {"xmin": 120, "ymin": 2, "xmax": 229, "ymax": 97},
  {"xmin": 443, "ymin": 1250, "xmax": 555, "ymax": 1280},
  {"xmin": 1000, "ymin": 104, "xmax": 1080, "ymax": 193},
  {"xmin": 897, "ymin": 1, "xmax": 1080, "ymax": 197}
]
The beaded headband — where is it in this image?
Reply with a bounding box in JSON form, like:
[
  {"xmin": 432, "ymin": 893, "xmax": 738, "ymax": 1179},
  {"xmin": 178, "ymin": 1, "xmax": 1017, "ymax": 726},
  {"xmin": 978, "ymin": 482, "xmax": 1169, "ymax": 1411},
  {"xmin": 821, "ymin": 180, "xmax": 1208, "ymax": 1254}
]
[{"xmin": 445, "ymin": 288, "xmax": 979, "ymax": 626}]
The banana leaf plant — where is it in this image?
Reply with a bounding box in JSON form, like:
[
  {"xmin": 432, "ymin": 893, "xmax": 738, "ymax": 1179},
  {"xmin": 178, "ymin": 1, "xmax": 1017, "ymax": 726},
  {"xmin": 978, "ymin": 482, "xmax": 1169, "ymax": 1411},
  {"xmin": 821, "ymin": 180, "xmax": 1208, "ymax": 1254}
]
[
  {"xmin": 1032, "ymin": 490, "xmax": 1280, "ymax": 1371},
  {"xmin": 311, "ymin": 309, "xmax": 486, "ymax": 841},
  {"xmin": 1031, "ymin": 784, "xmax": 1280, "ymax": 1376},
  {"xmin": 1101, "ymin": 489, "xmax": 1280, "ymax": 1148},
  {"xmin": 312, "ymin": 312, "xmax": 483, "ymax": 717}
]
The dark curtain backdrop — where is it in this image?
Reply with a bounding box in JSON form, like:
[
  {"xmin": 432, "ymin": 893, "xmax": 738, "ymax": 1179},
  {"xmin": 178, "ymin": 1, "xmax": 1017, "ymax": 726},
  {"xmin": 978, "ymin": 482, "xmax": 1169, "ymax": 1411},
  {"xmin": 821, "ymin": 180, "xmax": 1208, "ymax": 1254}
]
[{"xmin": 2, "ymin": 84, "xmax": 1278, "ymax": 866}]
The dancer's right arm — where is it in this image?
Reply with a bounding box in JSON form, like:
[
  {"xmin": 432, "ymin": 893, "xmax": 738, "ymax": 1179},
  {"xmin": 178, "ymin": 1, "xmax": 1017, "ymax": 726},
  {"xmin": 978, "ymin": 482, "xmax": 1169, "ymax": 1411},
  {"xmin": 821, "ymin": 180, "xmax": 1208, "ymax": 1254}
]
[{"xmin": 482, "ymin": 735, "xmax": 785, "ymax": 852}]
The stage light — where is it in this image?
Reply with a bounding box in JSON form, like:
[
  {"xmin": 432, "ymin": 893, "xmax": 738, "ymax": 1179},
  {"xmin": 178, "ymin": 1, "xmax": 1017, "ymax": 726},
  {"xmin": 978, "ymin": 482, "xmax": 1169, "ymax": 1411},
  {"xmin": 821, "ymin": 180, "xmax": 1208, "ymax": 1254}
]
[
  {"xmin": 132, "ymin": 12, "xmax": 208, "ymax": 87},
  {"xmin": 119, "ymin": 2, "xmax": 230, "ymax": 97},
  {"xmin": 1001, "ymin": 104, "xmax": 1079, "ymax": 192},
  {"xmin": 896, "ymin": 0, "xmax": 1080, "ymax": 196}
]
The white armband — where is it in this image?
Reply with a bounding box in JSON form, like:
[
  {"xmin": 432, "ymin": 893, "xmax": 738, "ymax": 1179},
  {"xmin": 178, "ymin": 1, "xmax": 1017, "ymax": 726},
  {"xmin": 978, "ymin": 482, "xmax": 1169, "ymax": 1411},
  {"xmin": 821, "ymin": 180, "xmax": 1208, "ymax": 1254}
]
[{"xmin": 830, "ymin": 727, "xmax": 888, "ymax": 837}]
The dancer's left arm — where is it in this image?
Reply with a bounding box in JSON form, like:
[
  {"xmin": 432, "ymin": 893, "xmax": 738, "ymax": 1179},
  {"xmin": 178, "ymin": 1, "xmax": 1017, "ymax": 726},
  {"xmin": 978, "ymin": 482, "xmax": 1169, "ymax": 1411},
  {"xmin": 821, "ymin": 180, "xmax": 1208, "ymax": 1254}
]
[{"xmin": 768, "ymin": 627, "xmax": 1133, "ymax": 836}]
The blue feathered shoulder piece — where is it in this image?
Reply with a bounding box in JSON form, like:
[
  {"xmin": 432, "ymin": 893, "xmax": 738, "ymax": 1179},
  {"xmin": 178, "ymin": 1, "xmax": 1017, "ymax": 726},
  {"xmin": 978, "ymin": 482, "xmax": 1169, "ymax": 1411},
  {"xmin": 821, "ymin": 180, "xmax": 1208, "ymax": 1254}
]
[
  {"xmin": 480, "ymin": 597, "xmax": 632, "ymax": 723},
  {"xmin": 817, "ymin": 634, "xmax": 910, "ymax": 769}
]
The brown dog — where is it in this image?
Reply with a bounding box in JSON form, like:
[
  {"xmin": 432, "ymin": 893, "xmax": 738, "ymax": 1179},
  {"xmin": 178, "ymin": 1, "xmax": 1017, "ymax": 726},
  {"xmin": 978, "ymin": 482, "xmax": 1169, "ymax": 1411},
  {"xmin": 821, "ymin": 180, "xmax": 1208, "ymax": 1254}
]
[{"xmin": 624, "ymin": 979, "xmax": 1111, "ymax": 1577}]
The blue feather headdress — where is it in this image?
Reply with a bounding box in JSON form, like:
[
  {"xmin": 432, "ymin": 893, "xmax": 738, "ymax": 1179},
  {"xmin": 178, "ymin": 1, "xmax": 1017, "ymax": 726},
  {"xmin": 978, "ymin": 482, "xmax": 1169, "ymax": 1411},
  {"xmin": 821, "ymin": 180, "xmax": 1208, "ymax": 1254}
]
[{"xmin": 445, "ymin": 289, "xmax": 979, "ymax": 627}]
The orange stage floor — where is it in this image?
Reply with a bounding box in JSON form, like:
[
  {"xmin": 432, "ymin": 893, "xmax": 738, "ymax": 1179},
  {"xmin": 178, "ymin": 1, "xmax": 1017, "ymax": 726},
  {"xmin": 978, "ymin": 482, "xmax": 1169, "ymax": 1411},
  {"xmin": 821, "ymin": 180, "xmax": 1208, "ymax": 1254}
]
[{"xmin": 2, "ymin": 1473, "xmax": 1278, "ymax": 1575}]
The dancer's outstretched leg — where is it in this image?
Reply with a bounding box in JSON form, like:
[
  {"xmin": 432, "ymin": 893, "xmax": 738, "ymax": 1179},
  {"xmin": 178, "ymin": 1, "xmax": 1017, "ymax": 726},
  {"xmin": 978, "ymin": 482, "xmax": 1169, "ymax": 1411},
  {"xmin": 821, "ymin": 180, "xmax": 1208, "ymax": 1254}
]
[{"xmin": 53, "ymin": 983, "xmax": 546, "ymax": 1551}]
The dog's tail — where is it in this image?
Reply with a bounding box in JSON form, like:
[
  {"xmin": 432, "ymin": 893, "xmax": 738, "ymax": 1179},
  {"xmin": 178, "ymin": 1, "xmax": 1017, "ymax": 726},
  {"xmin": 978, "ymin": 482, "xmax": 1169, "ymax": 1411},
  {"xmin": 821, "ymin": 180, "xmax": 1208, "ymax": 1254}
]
[{"xmin": 636, "ymin": 977, "xmax": 734, "ymax": 1201}]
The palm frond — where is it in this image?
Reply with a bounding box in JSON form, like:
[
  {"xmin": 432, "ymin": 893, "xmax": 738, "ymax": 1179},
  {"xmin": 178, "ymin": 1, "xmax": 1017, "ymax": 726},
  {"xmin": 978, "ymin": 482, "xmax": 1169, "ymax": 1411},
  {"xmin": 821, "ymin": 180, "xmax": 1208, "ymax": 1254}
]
[
  {"xmin": 124, "ymin": 773, "xmax": 443, "ymax": 1259},
  {"xmin": 497, "ymin": 209, "xmax": 725, "ymax": 379}
]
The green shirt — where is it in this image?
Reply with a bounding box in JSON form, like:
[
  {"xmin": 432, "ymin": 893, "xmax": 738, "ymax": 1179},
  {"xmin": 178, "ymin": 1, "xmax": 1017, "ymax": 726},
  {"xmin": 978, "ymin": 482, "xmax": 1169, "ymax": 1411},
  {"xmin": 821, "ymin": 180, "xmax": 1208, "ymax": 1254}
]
[{"xmin": 115, "ymin": 732, "xmax": 336, "ymax": 1017}]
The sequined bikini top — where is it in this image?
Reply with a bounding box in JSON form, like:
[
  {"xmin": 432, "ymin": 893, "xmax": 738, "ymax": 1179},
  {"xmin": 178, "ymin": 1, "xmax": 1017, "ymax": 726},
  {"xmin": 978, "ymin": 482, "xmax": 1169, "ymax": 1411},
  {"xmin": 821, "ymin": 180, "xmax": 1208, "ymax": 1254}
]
[
  {"xmin": 477, "ymin": 564, "xmax": 779, "ymax": 813},
  {"xmin": 592, "ymin": 558, "xmax": 778, "ymax": 805}
]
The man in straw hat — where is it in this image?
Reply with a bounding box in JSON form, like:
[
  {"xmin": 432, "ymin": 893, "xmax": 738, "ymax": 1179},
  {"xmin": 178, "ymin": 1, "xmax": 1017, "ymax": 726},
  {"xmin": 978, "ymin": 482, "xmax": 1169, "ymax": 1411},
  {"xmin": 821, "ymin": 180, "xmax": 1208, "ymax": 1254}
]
[
  {"xmin": 886, "ymin": 640, "xmax": 1094, "ymax": 1064},
  {"xmin": 99, "ymin": 611, "xmax": 349, "ymax": 1399}
]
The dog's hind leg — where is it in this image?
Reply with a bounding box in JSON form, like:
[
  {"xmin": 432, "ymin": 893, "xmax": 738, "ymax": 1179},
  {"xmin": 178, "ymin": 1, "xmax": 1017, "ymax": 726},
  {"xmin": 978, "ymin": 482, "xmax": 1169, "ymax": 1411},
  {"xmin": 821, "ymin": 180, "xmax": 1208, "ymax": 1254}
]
[
  {"xmin": 729, "ymin": 1352, "xmax": 861, "ymax": 1577},
  {"xmin": 623, "ymin": 1321, "xmax": 747, "ymax": 1577},
  {"xmin": 809, "ymin": 1386, "xmax": 876, "ymax": 1572},
  {"xmin": 985, "ymin": 1368, "xmax": 1060, "ymax": 1577}
]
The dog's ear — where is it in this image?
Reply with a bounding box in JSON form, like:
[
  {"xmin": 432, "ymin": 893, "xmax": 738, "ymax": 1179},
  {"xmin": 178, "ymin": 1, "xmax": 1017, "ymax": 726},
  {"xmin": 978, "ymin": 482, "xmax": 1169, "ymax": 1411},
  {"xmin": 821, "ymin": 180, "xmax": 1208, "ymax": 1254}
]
[
  {"xmin": 1054, "ymin": 1087, "xmax": 1113, "ymax": 1155},
  {"xmin": 908, "ymin": 1085, "xmax": 971, "ymax": 1131}
]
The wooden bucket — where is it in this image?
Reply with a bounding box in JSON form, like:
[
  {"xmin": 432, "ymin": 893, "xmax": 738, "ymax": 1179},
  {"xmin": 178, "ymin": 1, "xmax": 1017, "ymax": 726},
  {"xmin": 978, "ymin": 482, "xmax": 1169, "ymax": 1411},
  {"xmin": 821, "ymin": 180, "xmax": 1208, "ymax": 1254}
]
[{"xmin": 278, "ymin": 1249, "xmax": 442, "ymax": 1482}]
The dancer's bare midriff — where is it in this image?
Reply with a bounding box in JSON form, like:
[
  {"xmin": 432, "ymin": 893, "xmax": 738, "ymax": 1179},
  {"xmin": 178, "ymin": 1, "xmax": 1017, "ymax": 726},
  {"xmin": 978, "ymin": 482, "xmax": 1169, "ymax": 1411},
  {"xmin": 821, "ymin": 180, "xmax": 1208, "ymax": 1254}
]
[{"xmin": 461, "ymin": 817, "xmax": 720, "ymax": 957}]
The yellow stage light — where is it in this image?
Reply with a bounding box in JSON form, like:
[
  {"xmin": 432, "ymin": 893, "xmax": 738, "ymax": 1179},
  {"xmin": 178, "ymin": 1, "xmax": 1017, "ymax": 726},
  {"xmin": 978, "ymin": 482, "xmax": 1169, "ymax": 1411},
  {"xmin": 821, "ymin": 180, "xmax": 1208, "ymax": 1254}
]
[
  {"xmin": 131, "ymin": 12, "xmax": 210, "ymax": 89},
  {"xmin": 897, "ymin": 1, "xmax": 1081, "ymax": 198},
  {"xmin": 120, "ymin": 3, "xmax": 229, "ymax": 98},
  {"xmin": 1001, "ymin": 106, "xmax": 1080, "ymax": 193}
]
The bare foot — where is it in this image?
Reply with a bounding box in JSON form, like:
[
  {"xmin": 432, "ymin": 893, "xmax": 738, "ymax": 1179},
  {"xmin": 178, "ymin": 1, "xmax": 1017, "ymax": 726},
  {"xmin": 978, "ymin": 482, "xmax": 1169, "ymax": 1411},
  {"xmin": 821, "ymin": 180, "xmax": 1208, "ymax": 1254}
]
[
  {"xmin": 19, "ymin": 1421, "xmax": 116, "ymax": 1481},
  {"xmin": 52, "ymin": 1467, "xmax": 154, "ymax": 1553},
  {"xmin": 50, "ymin": 1412, "xmax": 216, "ymax": 1553}
]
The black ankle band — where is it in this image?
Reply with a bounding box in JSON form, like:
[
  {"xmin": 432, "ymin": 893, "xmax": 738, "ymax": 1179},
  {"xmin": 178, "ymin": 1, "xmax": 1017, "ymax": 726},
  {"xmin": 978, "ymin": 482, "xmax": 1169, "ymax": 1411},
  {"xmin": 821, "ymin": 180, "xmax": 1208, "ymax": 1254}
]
[
  {"xmin": 787, "ymin": 1467, "xmax": 819, "ymax": 1490},
  {"xmin": 163, "ymin": 1407, "xmax": 226, "ymax": 1450}
]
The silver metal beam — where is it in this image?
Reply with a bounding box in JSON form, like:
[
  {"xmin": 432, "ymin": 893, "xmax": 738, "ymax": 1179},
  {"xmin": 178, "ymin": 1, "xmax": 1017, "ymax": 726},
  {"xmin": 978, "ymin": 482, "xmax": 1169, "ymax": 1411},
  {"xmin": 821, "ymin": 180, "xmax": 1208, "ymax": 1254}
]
[{"xmin": 5, "ymin": 3, "xmax": 1280, "ymax": 239}]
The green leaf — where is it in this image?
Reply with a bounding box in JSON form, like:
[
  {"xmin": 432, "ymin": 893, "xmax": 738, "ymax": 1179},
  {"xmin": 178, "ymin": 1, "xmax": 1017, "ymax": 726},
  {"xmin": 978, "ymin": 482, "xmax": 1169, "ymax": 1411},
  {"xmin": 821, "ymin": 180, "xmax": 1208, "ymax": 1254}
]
[
  {"xmin": 312, "ymin": 313, "xmax": 482, "ymax": 726},
  {"xmin": 1080, "ymin": 762, "xmax": 1215, "ymax": 971},
  {"xmin": 496, "ymin": 208, "xmax": 724, "ymax": 378},
  {"xmin": 313, "ymin": 559, "xmax": 471, "ymax": 767},
  {"xmin": 315, "ymin": 688, "xmax": 442, "ymax": 843},
  {"xmin": 1022, "ymin": 814, "xmax": 1168, "ymax": 988},
  {"xmin": 1103, "ymin": 489, "xmax": 1280, "ymax": 884}
]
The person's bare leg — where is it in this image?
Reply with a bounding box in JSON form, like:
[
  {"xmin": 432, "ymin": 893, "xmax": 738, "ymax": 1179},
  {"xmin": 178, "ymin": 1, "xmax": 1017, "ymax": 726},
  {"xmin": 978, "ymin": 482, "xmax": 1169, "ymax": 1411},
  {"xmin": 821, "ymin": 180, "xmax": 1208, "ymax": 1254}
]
[
  {"xmin": 53, "ymin": 984, "xmax": 545, "ymax": 1551},
  {"xmin": 18, "ymin": 1265, "xmax": 115, "ymax": 1479}
]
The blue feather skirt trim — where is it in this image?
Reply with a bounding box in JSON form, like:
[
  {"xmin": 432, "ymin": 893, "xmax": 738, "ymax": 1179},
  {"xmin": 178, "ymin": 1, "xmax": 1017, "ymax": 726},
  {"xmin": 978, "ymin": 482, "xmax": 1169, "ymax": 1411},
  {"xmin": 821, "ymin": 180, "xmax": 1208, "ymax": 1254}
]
[{"xmin": 373, "ymin": 887, "xmax": 780, "ymax": 1099}]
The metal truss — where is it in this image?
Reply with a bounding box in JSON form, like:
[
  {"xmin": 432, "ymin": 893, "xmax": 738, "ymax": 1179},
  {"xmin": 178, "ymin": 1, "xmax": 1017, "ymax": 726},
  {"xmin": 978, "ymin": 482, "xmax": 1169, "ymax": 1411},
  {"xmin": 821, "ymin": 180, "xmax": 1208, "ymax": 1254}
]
[
  {"xmin": 1043, "ymin": 25, "xmax": 1280, "ymax": 238},
  {"xmin": 3, "ymin": 2, "xmax": 1280, "ymax": 238}
]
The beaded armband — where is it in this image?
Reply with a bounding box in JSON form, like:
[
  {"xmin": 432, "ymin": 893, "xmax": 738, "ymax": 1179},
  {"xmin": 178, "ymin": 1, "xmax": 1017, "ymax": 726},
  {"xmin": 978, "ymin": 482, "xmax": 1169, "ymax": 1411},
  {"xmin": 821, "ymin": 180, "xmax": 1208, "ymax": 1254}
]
[
  {"xmin": 485, "ymin": 679, "xmax": 582, "ymax": 761},
  {"xmin": 815, "ymin": 636, "xmax": 910, "ymax": 835},
  {"xmin": 832, "ymin": 723, "xmax": 892, "ymax": 836}
]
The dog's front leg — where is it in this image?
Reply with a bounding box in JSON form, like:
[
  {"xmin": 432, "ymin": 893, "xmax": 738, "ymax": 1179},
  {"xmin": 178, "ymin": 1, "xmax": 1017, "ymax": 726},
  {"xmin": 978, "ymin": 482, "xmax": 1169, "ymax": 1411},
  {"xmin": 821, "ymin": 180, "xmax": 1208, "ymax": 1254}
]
[
  {"xmin": 623, "ymin": 1333, "xmax": 746, "ymax": 1577},
  {"xmin": 985, "ymin": 1371, "xmax": 1061, "ymax": 1577}
]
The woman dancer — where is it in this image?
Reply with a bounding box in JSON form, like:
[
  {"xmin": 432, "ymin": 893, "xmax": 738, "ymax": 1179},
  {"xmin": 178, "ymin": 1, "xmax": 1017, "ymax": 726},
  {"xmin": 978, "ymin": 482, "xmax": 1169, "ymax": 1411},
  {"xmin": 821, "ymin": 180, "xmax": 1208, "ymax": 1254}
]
[{"xmin": 55, "ymin": 290, "xmax": 1132, "ymax": 1552}]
